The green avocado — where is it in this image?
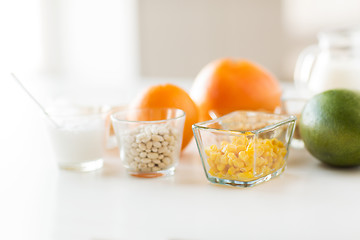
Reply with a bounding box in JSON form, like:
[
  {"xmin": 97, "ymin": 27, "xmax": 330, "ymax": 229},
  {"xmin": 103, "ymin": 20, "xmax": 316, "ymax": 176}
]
[{"xmin": 300, "ymin": 89, "xmax": 360, "ymax": 167}]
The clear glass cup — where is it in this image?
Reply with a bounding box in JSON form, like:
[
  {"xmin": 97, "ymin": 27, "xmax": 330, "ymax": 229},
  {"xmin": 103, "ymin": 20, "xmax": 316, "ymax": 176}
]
[
  {"xmin": 104, "ymin": 105, "xmax": 127, "ymax": 151},
  {"xmin": 111, "ymin": 108, "xmax": 185, "ymax": 178},
  {"xmin": 46, "ymin": 105, "xmax": 106, "ymax": 172},
  {"xmin": 193, "ymin": 111, "xmax": 296, "ymax": 187},
  {"xmin": 280, "ymin": 97, "xmax": 308, "ymax": 148}
]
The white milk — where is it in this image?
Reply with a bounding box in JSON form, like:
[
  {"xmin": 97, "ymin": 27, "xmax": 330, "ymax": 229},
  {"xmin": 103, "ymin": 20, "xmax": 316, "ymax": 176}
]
[
  {"xmin": 308, "ymin": 57, "xmax": 360, "ymax": 95},
  {"xmin": 48, "ymin": 118, "xmax": 105, "ymax": 166}
]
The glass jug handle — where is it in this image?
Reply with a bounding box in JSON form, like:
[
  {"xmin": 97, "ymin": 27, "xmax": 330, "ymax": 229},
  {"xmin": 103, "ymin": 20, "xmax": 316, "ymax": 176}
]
[{"xmin": 294, "ymin": 45, "xmax": 319, "ymax": 96}]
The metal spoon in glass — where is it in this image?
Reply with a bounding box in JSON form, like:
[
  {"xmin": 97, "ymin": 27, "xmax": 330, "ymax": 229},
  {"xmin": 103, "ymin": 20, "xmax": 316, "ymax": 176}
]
[{"xmin": 11, "ymin": 73, "xmax": 60, "ymax": 128}]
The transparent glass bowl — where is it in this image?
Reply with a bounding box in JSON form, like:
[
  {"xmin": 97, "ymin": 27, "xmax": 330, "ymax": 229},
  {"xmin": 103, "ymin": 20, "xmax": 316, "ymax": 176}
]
[
  {"xmin": 280, "ymin": 97, "xmax": 308, "ymax": 148},
  {"xmin": 46, "ymin": 105, "xmax": 107, "ymax": 172},
  {"xmin": 193, "ymin": 111, "xmax": 296, "ymax": 187},
  {"xmin": 111, "ymin": 108, "xmax": 185, "ymax": 178}
]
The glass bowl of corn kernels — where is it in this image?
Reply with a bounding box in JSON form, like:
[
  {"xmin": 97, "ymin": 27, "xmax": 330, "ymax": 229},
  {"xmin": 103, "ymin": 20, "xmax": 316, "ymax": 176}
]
[{"xmin": 192, "ymin": 111, "xmax": 296, "ymax": 187}]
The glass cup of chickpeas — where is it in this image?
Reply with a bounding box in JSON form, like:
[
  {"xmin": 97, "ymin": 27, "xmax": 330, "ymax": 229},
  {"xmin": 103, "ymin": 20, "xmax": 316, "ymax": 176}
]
[{"xmin": 111, "ymin": 108, "xmax": 185, "ymax": 178}]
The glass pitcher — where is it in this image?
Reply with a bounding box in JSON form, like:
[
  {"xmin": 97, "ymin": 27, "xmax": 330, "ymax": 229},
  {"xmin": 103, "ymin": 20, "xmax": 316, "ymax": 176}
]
[{"xmin": 294, "ymin": 28, "xmax": 360, "ymax": 97}]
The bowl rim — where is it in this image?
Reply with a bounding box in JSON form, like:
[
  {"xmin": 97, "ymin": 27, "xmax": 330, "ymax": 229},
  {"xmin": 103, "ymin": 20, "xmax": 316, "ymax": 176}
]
[
  {"xmin": 111, "ymin": 107, "xmax": 186, "ymax": 124},
  {"xmin": 192, "ymin": 110, "xmax": 297, "ymax": 134},
  {"xmin": 46, "ymin": 104, "xmax": 111, "ymax": 118}
]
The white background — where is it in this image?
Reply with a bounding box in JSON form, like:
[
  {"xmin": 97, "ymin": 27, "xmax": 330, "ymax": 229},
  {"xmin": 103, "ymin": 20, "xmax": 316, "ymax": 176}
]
[
  {"xmin": 2, "ymin": 0, "xmax": 360, "ymax": 83},
  {"xmin": 1, "ymin": 1, "xmax": 360, "ymax": 239}
]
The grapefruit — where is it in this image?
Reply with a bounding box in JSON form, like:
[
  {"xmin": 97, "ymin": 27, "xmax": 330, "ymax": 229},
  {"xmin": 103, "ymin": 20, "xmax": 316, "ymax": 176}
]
[{"xmin": 300, "ymin": 89, "xmax": 360, "ymax": 167}]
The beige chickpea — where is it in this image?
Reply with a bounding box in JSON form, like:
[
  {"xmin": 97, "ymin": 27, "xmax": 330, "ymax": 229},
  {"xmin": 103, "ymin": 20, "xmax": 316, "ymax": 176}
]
[{"xmin": 125, "ymin": 123, "xmax": 179, "ymax": 173}]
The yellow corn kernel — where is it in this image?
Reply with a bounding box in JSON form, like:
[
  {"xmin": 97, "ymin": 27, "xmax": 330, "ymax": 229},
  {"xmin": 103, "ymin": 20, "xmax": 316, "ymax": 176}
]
[
  {"xmin": 256, "ymin": 156, "xmax": 266, "ymax": 167},
  {"xmin": 237, "ymin": 171, "xmax": 254, "ymax": 180},
  {"xmin": 209, "ymin": 151, "xmax": 219, "ymax": 161},
  {"xmin": 244, "ymin": 171, "xmax": 254, "ymax": 179},
  {"xmin": 215, "ymin": 155, "xmax": 222, "ymax": 165},
  {"xmin": 238, "ymin": 151, "xmax": 247, "ymax": 160},
  {"xmin": 257, "ymin": 165, "xmax": 270, "ymax": 176},
  {"xmin": 228, "ymin": 167, "xmax": 237, "ymax": 175},
  {"xmin": 256, "ymin": 146, "xmax": 265, "ymax": 156},
  {"xmin": 217, "ymin": 173, "xmax": 225, "ymax": 179},
  {"xmin": 225, "ymin": 144, "xmax": 237, "ymax": 153},
  {"xmin": 227, "ymin": 152, "xmax": 237, "ymax": 161},
  {"xmin": 210, "ymin": 144, "xmax": 219, "ymax": 151},
  {"xmin": 275, "ymin": 138, "xmax": 284, "ymax": 146},
  {"xmin": 279, "ymin": 148, "xmax": 287, "ymax": 158},
  {"xmin": 221, "ymin": 168, "xmax": 228, "ymax": 175},
  {"xmin": 219, "ymin": 155, "xmax": 228, "ymax": 165},
  {"xmin": 208, "ymin": 168, "xmax": 217, "ymax": 176},
  {"xmin": 217, "ymin": 163, "xmax": 226, "ymax": 171},
  {"xmin": 273, "ymin": 159, "xmax": 284, "ymax": 170},
  {"xmin": 205, "ymin": 148, "xmax": 211, "ymax": 156},
  {"xmin": 205, "ymin": 133, "xmax": 287, "ymax": 182},
  {"xmin": 207, "ymin": 158, "xmax": 216, "ymax": 169},
  {"xmin": 246, "ymin": 146, "xmax": 255, "ymax": 155},
  {"xmin": 235, "ymin": 145, "xmax": 246, "ymax": 153},
  {"xmin": 263, "ymin": 151, "xmax": 271, "ymax": 158},
  {"xmin": 233, "ymin": 159, "xmax": 245, "ymax": 168}
]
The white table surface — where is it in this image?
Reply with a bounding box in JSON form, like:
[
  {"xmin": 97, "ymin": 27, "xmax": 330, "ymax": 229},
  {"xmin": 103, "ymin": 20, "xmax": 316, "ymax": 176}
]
[{"xmin": 1, "ymin": 74, "xmax": 360, "ymax": 240}]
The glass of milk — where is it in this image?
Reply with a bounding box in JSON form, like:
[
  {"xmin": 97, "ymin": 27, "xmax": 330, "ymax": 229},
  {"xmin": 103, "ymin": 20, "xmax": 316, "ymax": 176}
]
[
  {"xmin": 46, "ymin": 105, "xmax": 106, "ymax": 172},
  {"xmin": 294, "ymin": 28, "xmax": 360, "ymax": 97}
]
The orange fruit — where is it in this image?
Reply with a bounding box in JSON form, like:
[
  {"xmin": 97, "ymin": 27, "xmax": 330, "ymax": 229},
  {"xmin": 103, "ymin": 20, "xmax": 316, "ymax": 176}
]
[
  {"xmin": 190, "ymin": 59, "xmax": 282, "ymax": 121},
  {"xmin": 130, "ymin": 84, "xmax": 199, "ymax": 150}
]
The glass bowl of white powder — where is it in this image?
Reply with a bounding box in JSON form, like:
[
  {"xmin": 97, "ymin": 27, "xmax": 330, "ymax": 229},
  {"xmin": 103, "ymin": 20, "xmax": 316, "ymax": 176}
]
[{"xmin": 46, "ymin": 105, "xmax": 108, "ymax": 172}]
